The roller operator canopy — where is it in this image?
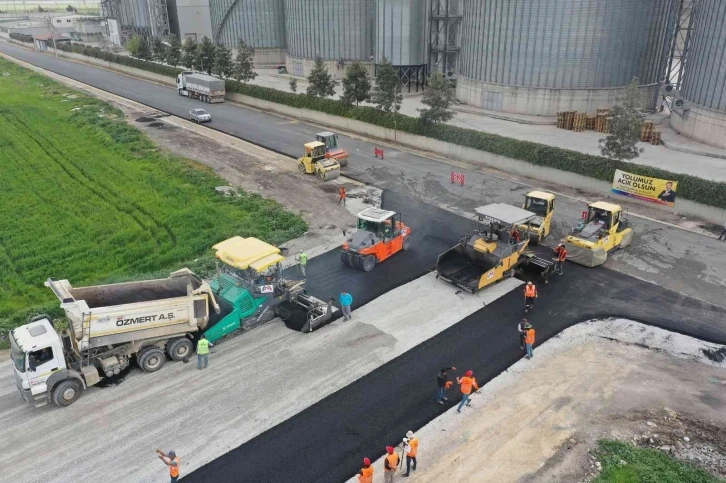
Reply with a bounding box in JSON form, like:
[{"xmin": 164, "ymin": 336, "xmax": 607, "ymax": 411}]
[
  {"xmin": 474, "ymin": 203, "xmax": 537, "ymax": 226},
  {"xmin": 213, "ymin": 236, "xmax": 285, "ymax": 272}
]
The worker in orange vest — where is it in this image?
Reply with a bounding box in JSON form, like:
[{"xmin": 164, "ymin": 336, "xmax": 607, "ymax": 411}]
[
  {"xmin": 384, "ymin": 446, "xmax": 400, "ymax": 483},
  {"xmin": 524, "ymin": 322, "xmax": 536, "ymax": 359},
  {"xmin": 339, "ymin": 186, "xmax": 347, "ymax": 206},
  {"xmin": 156, "ymin": 449, "xmax": 181, "ymax": 483},
  {"xmin": 524, "ymin": 281, "xmax": 537, "ymax": 312},
  {"xmin": 403, "ymin": 430, "xmax": 419, "ymax": 477},
  {"xmin": 456, "ymin": 370, "xmax": 479, "ymax": 413},
  {"xmin": 554, "ymin": 243, "xmax": 567, "ymax": 275},
  {"xmin": 357, "ymin": 457, "xmax": 374, "ymax": 483}
]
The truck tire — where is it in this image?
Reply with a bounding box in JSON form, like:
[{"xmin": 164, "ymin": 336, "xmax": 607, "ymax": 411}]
[
  {"xmin": 52, "ymin": 379, "xmax": 81, "ymax": 407},
  {"xmin": 362, "ymin": 255, "xmax": 377, "ymax": 272},
  {"xmin": 138, "ymin": 348, "xmax": 166, "ymax": 373},
  {"xmin": 167, "ymin": 338, "xmax": 193, "ymax": 361}
]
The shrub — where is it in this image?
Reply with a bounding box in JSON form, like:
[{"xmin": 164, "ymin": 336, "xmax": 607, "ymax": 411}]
[
  {"xmin": 9, "ymin": 33, "xmax": 34, "ymax": 43},
  {"xmin": 56, "ymin": 42, "xmax": 183, "ymax": 78}
]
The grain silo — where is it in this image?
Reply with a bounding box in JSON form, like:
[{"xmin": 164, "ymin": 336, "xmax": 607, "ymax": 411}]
[
  {"xmin": 375, "ymin": 0, "xmax": 427, "ymax": 91},
  {"xmin": 284, "ymin": 0, "xmax": 376, "ymax": 79},
  {"xmin": 209, "ymin": 0, "xmax": 286, "ymax": 66},
  {"xmin": 457, "ymin": 0, "xmax": 671, "ymax": 116},
  {"xmin": 670, "ymin": 0, "xmax": 726, "ymax": 149}
]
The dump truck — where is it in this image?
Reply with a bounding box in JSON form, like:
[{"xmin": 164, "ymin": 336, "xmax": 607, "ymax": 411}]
[
  {"xmin": 436, "ymin": 204, "xmax": 553, "ymax": 293},
  {"xmin": 520, "ymin": 191, "xmax": 555, "ymax": 244},
  {"xmin": 316, "ymin": 131, "xmax": 349, "ymax": 167},
  {"xmin": 9, "ymin": 269, "xmax": 218, "ymax": 408},
  {"xmin": 565, "ymin": 201, "xmax": 633, "ymax": 267},
  {"xmin": 203, "ymin": 236, "xmax": 337, "ymax": 339},
  {"xmin": 297, "ymin": 141, "xmax": 341, "ymax": 181},
  {"xmin": 341, "ymin": 208, "xmax": 411, "ymax": 271},
  {"xmin": 176, "ymin": 71, "xmax": 225, "ymax": 103}
]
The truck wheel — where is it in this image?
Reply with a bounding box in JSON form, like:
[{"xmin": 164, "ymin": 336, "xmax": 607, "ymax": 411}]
[
  {"xmin": 167, "ymin": 338, "xmax": 193, "ymax": 361},
  {"xmin": 402, "ymin": 236, "xmax": 411, "ymax": 251},
  {"xmin": 138, "ymin": 348, "xmax": 166, "ymax": 373},
  {"xmin": 362, "ymin": 255, "xmax": 377, "ymax": 272},
  {"xmin": 52, "ymin": 379, "xmax": 81, "ymax": 407}
]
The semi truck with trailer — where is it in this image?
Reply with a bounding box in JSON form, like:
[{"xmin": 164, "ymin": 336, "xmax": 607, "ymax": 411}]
[
  {"xmin": 9, "ymin": 269, "xmax": 218, "ymax": 408},
  {"xmin": 176, "ymin": 71, "xmax": 226, "ymax": 103}
]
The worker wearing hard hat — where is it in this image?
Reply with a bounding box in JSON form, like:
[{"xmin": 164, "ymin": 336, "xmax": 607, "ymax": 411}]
[
  {"xmin": 383, "ymin": 446, "xmax": 400, "ymax": 483},
  {"xmin": 456, "ymin": 370, "xmax": 479, "ymax": 413},
  {"xmin": 403, "ymin": 430, "xmax": 419, "ymax": 477},
  {"xmin": 554, "ymin": 243, "xmax": 567, "ymax": 275},
  {"xmin": 524, "ymin": 281, "xmax": 537, "ymax": 312},
  {"xmin": 357, "ymin": 457, "xmax": 373, "ymax": 483}
]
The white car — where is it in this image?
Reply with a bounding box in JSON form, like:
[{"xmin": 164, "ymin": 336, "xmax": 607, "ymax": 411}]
[{"xmin": 189, "ymin": 108, "xmax": 211, "ymax": 123}]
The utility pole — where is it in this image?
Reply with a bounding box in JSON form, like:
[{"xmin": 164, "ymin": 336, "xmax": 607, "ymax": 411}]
[{"xmin": 47, "ymin": 14, "xmax": 58, "ymax": 57}]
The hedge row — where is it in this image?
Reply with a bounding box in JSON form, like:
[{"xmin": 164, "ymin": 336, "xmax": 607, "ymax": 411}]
[
  {"xmin": 33, "ymin": 42, "xmax": 726, "ymax": 209},
  {"xmin": 9, "ymin": 33, "xmax": 33, "ymax": 43},
  {"xmin": 55, "ymin": 42, "xmax": 184, "ymax": 78}
]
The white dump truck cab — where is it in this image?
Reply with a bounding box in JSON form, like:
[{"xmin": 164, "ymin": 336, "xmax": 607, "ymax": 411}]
[{"xmin": 10, "ymin": 316, "xmax": 85, "ymax": 408}]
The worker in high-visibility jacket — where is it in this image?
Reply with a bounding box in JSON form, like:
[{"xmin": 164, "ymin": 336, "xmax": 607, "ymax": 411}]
[
  {"xmin": 196, "ymin": 335, "xmax": 213, "ymax": 370},
  {"xmin": 403, "ymin": 430, "xmax": 419, "ymax": 477},
  {"xmin": 456, "ymin": 370, "xmax": 479, "ymax": 413},
  {"xmin": 554, "ymin": 243, "xmax": 567, "ymax": 275},
  {"xmin": 156, "ymin": 449, "xmax": 181, "ymax": 483},
  {"xmin": 524, "ymin": 281, "xmax": 538, "ymax": 312},
  {"xmin": 524, "ymin": 322, "xmax": 536, "ymax": 359},
  {"xmin": 384, "ymin": 446, "xmax": 400, "ymax": 483},
  {"xmin": 357, "ymin": 457, "xmax": 373, "ymax": 483}
]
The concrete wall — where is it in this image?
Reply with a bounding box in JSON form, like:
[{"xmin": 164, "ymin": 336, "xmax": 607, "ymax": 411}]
[
  {"xmin": 456, "ymin": 75, "xmax": 658, "ymax": 116},
  {"xmin": 10, "ymin": 41, "xmax": 723, "ymax": 225},
  {"xmin": 285, "ymin": 55, "xmax": 374, "ymax": 80},
  {"xmin": 670, "ymin": 104, "xmax": 726, "ymax": 150},
  {"xmin": 252, "ymin": 48, "xmax": 286, "ymax": 67}
]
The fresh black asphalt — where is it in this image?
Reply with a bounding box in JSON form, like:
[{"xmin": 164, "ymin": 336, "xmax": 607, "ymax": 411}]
[
  {"xmin": 185, "ymin": 192, "xmax": 726, "ymax": 483},
  {"xmin": 3, "ymin": 43, "xmax": 725, "ymax": 482}
]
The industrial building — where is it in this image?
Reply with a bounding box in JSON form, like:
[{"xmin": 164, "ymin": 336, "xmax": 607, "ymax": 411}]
[{"xmin": 670, "ymin": 0, "xmax": 726, "ymax": 149}]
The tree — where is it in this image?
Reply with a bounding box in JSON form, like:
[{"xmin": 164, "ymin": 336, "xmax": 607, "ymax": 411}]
[
  {"xmin": 151, "ymin": 37, "xmax": 166, "ymax": 63},
  {"xmin": 232, "ymin": 40, "xmax": 257, "ymax": 83},
  {"xmin": 196, "ymin": 36, "xmax": 216, "ymax": 75},
  {"xmin": 306, "ymin": 57, "xmax": 337, "ymax": 98},
  {"xmin": 181, "ymin": 38, "xmax": 197, "ymax": 69},
  {"xmin": 419, "ymin": 72, "xmax": 455, "ymax": 123},
  {"xmin": 166, "ymin": 35, "xmax": 181, "ymax": 67},
  {"xmin": 371, "ymin": 57, "xmax": 401, "ymax": 112},
  {"xmin": 599, "ymin": 78, "xmax": 645, "ymax": 161},
  {"xmin": 213, "ymin": 43, "xmax": 234, "ymax": 77},
  {"xmin": 340, "ymin": 61, "xmax": 371, "ymax": 106},
  {"xmin": 126, "ymin": 34, "xmax": 144, "ymax": 57},
  {"xmin": 289, "ymin": 78, "xmax": 298, "ymax": 93}
]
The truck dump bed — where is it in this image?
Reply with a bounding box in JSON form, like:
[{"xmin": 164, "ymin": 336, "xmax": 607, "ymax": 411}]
[
  {"xmin": 46, "ymin": 270, "xmax": 217, "ymax": 348},
  {"xmin": 185, "ymin": 74, "xmax": 225, "ymax": 94}
]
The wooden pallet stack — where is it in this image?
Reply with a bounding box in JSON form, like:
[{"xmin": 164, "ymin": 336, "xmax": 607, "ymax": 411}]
[
  {"xmin": 651, "ymin": 131, "xmax": 661, "ymax": 145},
  {"xmin": 641, "ymin": 120, "xmax": 655, "ymax": 142},
  {"xmin": 573, "ymin": 112, "xmax": 588, "ymax": 132},
  {"xmin": 595, "ymin": 109, "xmax": 610, "ymax": 133},
  {"xmin": 586, "ymin": 115, "xmax": 596, "ymax": 131}
]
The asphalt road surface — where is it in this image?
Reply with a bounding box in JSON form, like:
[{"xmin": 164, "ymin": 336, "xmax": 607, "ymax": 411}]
[
  {"xmin": 185, "ymin": 192, "xmax": 726, "ymax": 483},
  {"xmin": 1, "ymin": 41, "xmax": 723, "ymax": 308}
]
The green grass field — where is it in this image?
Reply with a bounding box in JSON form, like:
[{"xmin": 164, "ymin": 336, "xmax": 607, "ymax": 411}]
[
  {"xmin": 0, "ymin": 58, "xmax": 306, "ymax": 338},
  {"xmin": 594, "ymin": 440, "xmax": 725, "ymax": 483}
]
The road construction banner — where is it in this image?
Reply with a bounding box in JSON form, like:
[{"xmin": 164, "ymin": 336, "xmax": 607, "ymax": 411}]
[{"xmin": 611, "ymin": 169, "xmax": 678, "ymax": 207}]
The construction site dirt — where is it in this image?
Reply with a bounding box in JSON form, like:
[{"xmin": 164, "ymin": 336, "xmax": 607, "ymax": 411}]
[{"xmin": 1, "ymin": 50, "xmax": 726, "ymax": 483}]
